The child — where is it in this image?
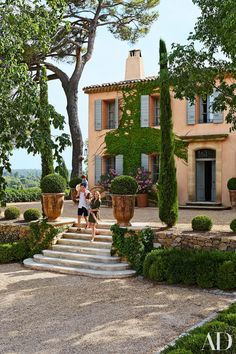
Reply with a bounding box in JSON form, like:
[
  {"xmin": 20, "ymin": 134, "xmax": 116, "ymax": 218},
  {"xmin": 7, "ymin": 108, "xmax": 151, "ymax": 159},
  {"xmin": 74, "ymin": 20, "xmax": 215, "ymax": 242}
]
[{"xmin": 81, "ymin": 175, "xmax": 88, "ymax": 189}]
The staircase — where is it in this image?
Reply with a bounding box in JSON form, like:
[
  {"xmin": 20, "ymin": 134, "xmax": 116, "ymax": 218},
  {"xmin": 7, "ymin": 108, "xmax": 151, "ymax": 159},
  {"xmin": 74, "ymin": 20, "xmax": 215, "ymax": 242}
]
[{"xmin": 23, "ymin": 225, "xmax": 136, "ymax": 278}]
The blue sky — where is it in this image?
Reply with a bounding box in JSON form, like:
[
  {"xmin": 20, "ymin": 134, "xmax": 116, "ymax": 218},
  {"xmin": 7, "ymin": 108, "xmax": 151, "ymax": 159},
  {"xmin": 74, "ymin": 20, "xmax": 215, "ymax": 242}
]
[{"xmin": 10, "ymin": 0, "xmax": 200, "ymax": 170}]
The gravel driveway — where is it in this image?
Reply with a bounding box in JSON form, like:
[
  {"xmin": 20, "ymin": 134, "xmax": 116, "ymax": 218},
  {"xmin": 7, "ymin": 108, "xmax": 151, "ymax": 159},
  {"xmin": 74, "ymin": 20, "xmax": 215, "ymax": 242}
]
[{"xmin": 0, "ymin": 263, "xmax": 234, "ymax": 354}]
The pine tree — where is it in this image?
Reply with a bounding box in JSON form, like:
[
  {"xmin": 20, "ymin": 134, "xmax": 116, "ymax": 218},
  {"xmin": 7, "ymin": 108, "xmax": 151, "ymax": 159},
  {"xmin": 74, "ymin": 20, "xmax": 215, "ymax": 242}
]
[
  {"xmin": 39, "ymin": 66, "xmax": 54, "ymax": 178},
  {"xmin": 158, "ymin": 39, "xmax": 178, "ymax": 227}
]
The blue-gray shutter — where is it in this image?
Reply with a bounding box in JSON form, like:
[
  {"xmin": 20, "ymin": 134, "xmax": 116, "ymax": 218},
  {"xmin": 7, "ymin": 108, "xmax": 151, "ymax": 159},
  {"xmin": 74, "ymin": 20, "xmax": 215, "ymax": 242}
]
[
  {"xmin": 114, "ymin": 97, "xmax": 119, "ymax": 128},
  {"xmin": 211, "ymin": 90, "xmax": 224, "ymax": 123},
  {"xmin": 186, "ymin": 99, "xmax": 196, "ymax": 125},
  {"xmin": 115, "ymin": 155, "xmax": 123, "ymax": 175},
  {"xmin": 196, "ymin": 161, "xmax": 205, "ymax": 201},
  {"xmin": 141, "ymin": 95, "xmax": 149, "ymax": 127},
  {"xmin": 94, "ymin": 100, "xmax": 102, "ymax": 131},
  {"xmin": 95, "ymin": 156, "xmax": 102, "ymax": 184},
  {"xmin": 141, "ymin": 153, "xmax": 149, "ymax": 171}
]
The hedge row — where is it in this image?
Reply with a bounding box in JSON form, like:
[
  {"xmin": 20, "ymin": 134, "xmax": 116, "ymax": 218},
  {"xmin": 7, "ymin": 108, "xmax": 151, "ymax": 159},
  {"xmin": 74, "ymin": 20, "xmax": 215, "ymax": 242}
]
[
  {"xmin": 0, "ymin": 242, "xmax": 29, "ymax": 263},
  {"xmin": 143, "ymin": 248, "xmax": 236, "ymax": 290},
  {"xmin": 3, "ymin": 188, "xmax": 41, "ymax": 203},
  {"xmin": 163, "ymin": 302, "xmax": 236, "ymax": 353}
]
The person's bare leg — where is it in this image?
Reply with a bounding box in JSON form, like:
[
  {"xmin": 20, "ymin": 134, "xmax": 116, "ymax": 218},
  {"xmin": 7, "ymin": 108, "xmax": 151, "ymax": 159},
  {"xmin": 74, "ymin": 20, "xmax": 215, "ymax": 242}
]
[
  {"xmin": 84, "ymin": 216, "xmax": 88, "ymax": 228},
  {"xmin": 77, "ymin": 215, "xmax": 82, "ymax": 231},
  {"xmin": 91, "ymin": 224, "xmax": 95, "ymax": 241}
]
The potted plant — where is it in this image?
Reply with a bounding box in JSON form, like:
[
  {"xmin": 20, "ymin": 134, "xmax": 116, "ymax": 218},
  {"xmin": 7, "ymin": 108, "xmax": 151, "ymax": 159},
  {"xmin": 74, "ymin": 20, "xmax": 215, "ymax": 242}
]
[
  {"xmin": 227, "ymin": 177, "xmax": 236, "ymax": 208},
  {"xmin": 111, "ymin": 175, "xmax": 138, "ymax": 226},
  {"xmin": 41, "ymin": 174, "xmax": 67, "ymax": 221},
  {"xmin": 135, "ymin": 167, "xmax": 153, "ymax": 207},
  {"xmin": 69, "ymin": 177, "xmax": 82, "ymax": 203}
]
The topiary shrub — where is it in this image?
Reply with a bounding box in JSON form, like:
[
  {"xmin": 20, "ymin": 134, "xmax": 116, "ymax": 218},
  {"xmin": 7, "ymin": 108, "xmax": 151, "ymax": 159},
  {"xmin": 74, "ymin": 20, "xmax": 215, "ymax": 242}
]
[
  {"xmin": 69, "ymin": 177, "xmax": 82, "ymax": 189},
  {"xmin": 111, "ymin": 175, "xmax": 138, "ymax": 195},
  {"xmin": 217, "ymin": 261, "xmax": 236, "ymax": 291},
  {"xmin": 41, "ymin": 173, "xmax": 66, "ymax": 193},
  {"xmin": 227, "ymin": 177, "xmax": 236, "ymax": 190},
  {"xmin": 230, "ymin": 219, "xmax": 236, "ymax": 232},
  {"xmin": 23, "ymin": 208, "xmax": 41, "ymax": 222},
  {"xmin": 4, "ymin": 206, "xmax": 21, "ymax": 220},
  {"xmin": 192, "ymin": 215, "xmax": 213, "ymax": 231}
]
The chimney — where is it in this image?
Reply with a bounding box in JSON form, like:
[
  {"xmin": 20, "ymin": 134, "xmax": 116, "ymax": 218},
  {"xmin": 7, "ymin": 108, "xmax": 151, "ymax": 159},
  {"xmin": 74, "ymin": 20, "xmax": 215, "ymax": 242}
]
[{"xmin": 125, "ymin": 49, "xmax": 144, "ymax": 80}]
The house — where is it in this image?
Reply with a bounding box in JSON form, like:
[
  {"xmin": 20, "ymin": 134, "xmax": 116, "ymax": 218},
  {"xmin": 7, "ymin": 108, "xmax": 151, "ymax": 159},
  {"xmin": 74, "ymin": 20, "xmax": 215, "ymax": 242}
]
[{"xmin": 83, "ymin": 49, "xmax": 236, "ymax": 207}]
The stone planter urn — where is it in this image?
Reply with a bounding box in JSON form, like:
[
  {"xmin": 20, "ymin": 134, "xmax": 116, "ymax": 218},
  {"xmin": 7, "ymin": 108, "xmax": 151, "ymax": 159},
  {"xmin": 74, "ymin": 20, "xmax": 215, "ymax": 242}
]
[
  {"xmin": 110, "ymin": 175, "xmax": 138, "ymax": 227},
  {"xmin": 227, "ymin": 178, "xmax": 236, "ymax": 208},
  {"xmin": 112, "ymin": 194, "xmax": 135, "ymax": 227},
  {"xmin": 42, "ymin": 193, "xmax": 65, "ymax": 221},
  {"xmin": 136, "ymin": 193, "xmax": 148, "ymax": 207},
  {"xmin": 41, "ymin": 173, "xmax": 67, "ymax": 222}
]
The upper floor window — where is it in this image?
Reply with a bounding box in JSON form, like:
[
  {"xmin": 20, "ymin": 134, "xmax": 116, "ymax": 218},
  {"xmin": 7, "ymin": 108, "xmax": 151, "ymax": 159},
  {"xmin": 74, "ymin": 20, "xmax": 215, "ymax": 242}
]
[
  {"xmin": 200, "ymin": 97, "xmax": 213, "ymax": 124},
  {"xmin": 154, "ymin": 97, "xmax": 160, "ymax": 126},
  {"xmin": 108, "ymin": 101, "xmax": 116, "ymax": 129},
  {"xmin": 151, "ymin": 154, "xmax": 160, "ymax": 183}
]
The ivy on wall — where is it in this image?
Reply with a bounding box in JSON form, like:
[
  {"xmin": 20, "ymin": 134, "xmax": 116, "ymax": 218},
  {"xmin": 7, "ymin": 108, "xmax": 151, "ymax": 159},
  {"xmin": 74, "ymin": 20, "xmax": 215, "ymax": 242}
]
[{"xmin": 104, "ymin": 79, "xmax": 187, "ymax": 175}]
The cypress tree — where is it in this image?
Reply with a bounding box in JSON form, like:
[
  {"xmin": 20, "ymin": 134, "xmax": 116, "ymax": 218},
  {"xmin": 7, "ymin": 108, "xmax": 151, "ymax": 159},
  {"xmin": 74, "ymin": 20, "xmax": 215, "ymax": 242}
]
[
  {"xmin": 158, "ymin": 39, "xmax": 178, "ymax": 227},
  {"xmin": 55, "ymin": 158, "xmax": 69, "ymax": 185},
  {"xmin": 39, "ymin": 66, "xmax": 54, "ymax": 178}
]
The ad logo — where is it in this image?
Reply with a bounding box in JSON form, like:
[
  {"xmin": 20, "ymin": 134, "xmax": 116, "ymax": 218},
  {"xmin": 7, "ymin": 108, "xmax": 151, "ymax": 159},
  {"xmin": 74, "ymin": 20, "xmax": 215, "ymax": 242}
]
[{"xmin": 202, "ymin": 332, "xmax": 233, "ymax": 351}]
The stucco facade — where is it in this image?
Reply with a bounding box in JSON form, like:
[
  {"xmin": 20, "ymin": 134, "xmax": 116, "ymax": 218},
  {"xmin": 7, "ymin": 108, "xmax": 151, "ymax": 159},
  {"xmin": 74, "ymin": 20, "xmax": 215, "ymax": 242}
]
[{"xmin": 83, "ymin": 52, "xmax": 236, "ymax": 207}]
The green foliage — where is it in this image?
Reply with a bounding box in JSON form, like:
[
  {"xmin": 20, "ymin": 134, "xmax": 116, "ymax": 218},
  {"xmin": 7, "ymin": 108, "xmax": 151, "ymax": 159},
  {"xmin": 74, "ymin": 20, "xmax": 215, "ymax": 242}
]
[
  {"xmin": 192, "ymin": 215, "xmax": 213, "ymax": 231},
  {"xmin": 227, "ymin": 178, "xmax": 236, "ymax": 190},
  {"xmin": 23, "ymin": 208, "xmax": 41, "ymax": 222},
  {"xmin": 40, "ymin": 173, "xmax": 66, "ymax": 193},
  {"xmin": 111, "ymin": 176, "xmax": 138, "ymax": 195},
  {"xmin": 111, "ymin": 224, "xmax": 154, "ymax": 274},
  {"xmin": 4, "ymin": 207, "xmax": 21, "ymax": 220},
  {"xmin": 158, "ymin": 39, "xmax": 178, "ymax": 227},
  {"xmin": 230, "ymin": 219, "xmax": 236, "ymax": 232},
  {"xmin": 55, "ymin": 158, "xmax": 69, "ymax": 184},
  {"xmin": 163, "ymin": 303, "xmax": 236, "ymax": 353},
  {"xmin": 0, "ymin": 242, "xmax": 29, "ymax": 264},
  {"xmin": 143, "ymin": 248, "xmax": 236, "ymax": 290},
  {"xmin": 217, "ymin": 261, "xmax": 236, "ymax": 291},
  {"xmin": 3, "ymin": 188, "xmax": 41, "ymax": 203},
  {"xmin": 68, "ymin": 177, "xmax": 82, "ymax": 189}
]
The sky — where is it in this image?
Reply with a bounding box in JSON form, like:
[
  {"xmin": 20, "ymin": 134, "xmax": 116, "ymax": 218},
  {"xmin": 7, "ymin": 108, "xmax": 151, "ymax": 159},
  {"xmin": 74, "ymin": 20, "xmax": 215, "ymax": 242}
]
[{"xmin": 10, "ymin": 0, "xmax": 200, "ymax": 170}]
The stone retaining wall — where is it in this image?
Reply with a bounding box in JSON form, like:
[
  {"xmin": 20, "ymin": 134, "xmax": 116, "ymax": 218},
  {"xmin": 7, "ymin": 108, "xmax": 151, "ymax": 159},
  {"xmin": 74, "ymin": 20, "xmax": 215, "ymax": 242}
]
[
  {"xmin": 154, "ymin": 230, "xmax": 236, "ymax": 251},
  {"xmin": 0, "ymin": 224, "xmax": 30, "ymax": 243}
]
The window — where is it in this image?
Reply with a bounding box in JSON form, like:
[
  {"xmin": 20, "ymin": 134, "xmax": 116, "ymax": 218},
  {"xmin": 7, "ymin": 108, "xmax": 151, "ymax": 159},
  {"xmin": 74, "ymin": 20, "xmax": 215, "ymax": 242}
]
[
  {"xmin": 106, "ymin": 157, "xmax": 115, "ymax": 173},
  {"xmin": 151, "ymin": 155, "xmax": 160, "ymax": 183},
  {"xmin": 154, "ymin": 97, "xmax": 160, "ymax": 126},
  {"xmin": 200, "ymin": 97, "xmax": 213, "ymax": 123},
  {"xmin": 196, "ymin": 149, "xmax": 216, "ymax": 160},
  {"xmin": 108, "ymin": 101, "xmax": 116, "ymax": 129}
]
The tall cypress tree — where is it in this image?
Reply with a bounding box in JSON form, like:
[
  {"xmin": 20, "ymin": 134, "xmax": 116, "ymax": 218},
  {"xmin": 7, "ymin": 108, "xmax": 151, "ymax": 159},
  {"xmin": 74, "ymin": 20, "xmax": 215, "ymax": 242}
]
[
  {"xmin": 39, "ymin": 66, "xmax": 54, "ymax": 178},
  {"xmin": 158, "ymin": 39, "xmax": 178, "ymax": 227}
]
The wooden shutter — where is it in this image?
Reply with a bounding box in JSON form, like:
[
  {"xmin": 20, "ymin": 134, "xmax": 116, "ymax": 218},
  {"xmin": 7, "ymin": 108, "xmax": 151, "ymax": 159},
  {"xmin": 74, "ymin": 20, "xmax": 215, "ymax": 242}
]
[
  {"xmin": 141, "ymin": 153, "xmax": 149, "ymax": 171},
  {"xmin": 95, "ymin": 156, "xmax": 102, "ymax": 184},
  {"xmin": 94, "ymin": 100, "xmax": 102, "ymax": 131},
  {"xmin": 115, "ymin": 155, "xmax": 123, "ymax": 175},
  {"xmin": 141, "ymin": 95, "xmax": 149, "ymax": 127},
  {"xmin": 186, "ymin": 99, "xmax": 196, "ymax": 125},
  {"xmin": 211, "ymin": 90, "xmax": 224, "ymax": 124},
  {"xmin": 114, "ymin": 97, "xmax": 119, "ymax": 128}
]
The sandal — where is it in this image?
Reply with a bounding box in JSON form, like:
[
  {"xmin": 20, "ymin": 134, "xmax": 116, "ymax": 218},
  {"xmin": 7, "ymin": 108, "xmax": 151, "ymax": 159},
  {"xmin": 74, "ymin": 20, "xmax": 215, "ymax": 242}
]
[{"xmin": 77, "ymin": 228, "xmax": 81, "ymax": 232}]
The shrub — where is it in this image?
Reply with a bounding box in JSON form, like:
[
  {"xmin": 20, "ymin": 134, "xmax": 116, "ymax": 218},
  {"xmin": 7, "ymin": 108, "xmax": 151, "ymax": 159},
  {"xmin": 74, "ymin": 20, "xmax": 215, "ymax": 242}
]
[
  {"xmin": 191, "ymin": 215, "xmax": 212, "ymax": 231},
  {"xmin": 227, "ymin": 177, "xmax": 236, "ymax": 190},
  {"xmin": 0, "ymin": 242, "xmax": 29, "ymax": 263},
  {"xmin": 23, "ymin": 208, "xmax": 41, "ymax": 222},
  {"xmin": 41, "ymin": 173, "xmax": 66, "ymax": 193},
  {"xmin": 111, "ymin": 175, "xmax": 138, "ymax": 195},
  {"xmin": 68, "ymin": 177, "xmax": 82, "ymax": 188},
  {"xmin": 230, "ymin": 219, "xmax": 236, "ymax": 232},
  {"xmin": 98, "ymin": 169, "xmax": 119, "ymax": 191},
  {"xmin": 4, "ymin": 206, "xmax": 21, "ymax": 220},
  {"xmin": 217, "ymin": 261, "xmax": 236, "ymax": 291},
  {"xmin": 143, "ymin": 248, "xmax": 236, "ymax": 290},
  {"xmin": 3, "ymin": 188, "xmax": 41, "ymax": 203},
  {"xmin": 135, "ymin": 168, "xmax": 153, "ymax": 194}
]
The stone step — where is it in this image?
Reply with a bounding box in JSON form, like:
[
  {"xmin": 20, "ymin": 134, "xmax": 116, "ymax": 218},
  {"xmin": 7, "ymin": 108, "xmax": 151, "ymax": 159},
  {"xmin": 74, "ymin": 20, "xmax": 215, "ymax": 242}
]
[
  {"xmin": 58, "ymin": 238, "xmax": 111, "ymax": 249},
  {"xmin": 33, "ymin": 254, "xmax": 130, "ymax": 271},
  {"xmin": 75, "ymin": 223, "xmax": 113, "ymax": 230},
  {"xmin": 63, "ymin": 232, "xmax": 112, "ymax": 242},
  {"xmin": 52, "ymin": 244, "xmax": 110, "ymax": 256},
  {"xmin": 180, "ymin": 205, "xmax": 231, "ymax": 210},
  {"xmin": 43, "ymin": 249, "xmax": 121, "ymax": 263},
  {"xmin": 23, "ymin": 258, "xmax": 136, "ymax": 279},
  {"xmin": 69, "ymin": 227, "xmax": 112, "ymax": 236}
]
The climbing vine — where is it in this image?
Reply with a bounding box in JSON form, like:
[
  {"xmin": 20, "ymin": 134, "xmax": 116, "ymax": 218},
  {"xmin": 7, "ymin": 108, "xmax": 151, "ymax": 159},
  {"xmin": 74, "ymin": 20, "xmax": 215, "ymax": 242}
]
[{"xmin": 104, "ymin": 79, "xmax": 187, "ymax": 175}]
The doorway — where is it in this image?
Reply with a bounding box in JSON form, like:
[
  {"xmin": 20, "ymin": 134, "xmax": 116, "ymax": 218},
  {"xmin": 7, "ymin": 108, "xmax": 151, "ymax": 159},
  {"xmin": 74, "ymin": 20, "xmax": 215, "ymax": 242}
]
[{"xmin": 196, "ymin": 149, "xmax": 216, "ymax": 202}]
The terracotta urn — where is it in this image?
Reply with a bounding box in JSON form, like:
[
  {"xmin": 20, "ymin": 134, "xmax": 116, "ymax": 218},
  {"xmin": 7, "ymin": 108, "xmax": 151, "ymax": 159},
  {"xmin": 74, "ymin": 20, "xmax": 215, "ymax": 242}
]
[
  {"xmin": 42, "ymin": 193, "xmax": 65, "ymax": 221},
  {"xmin": 229, "ymin": 190, "xmax": 236, "ymax": 208},
  {"xmin": 136, "ymin": 193, "xmax": 148, "ymax": 207},
  {"xmin": 112, "ymin": 194, "xmax": 135, "ymax": 226}
]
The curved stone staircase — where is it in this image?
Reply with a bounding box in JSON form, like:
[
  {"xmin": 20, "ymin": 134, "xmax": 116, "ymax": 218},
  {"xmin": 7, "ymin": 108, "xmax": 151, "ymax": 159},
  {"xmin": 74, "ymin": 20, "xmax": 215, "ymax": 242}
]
[{"xmin": 23, "ymin": 225, "xmax": 136, "ymax": 278}]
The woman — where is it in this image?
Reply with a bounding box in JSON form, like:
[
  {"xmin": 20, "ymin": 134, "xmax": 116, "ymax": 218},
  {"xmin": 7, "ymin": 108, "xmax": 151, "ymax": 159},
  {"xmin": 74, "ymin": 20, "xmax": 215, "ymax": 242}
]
[{"xmin": 88, "ymin": 191, "xmax": 101, "ymax": 242}]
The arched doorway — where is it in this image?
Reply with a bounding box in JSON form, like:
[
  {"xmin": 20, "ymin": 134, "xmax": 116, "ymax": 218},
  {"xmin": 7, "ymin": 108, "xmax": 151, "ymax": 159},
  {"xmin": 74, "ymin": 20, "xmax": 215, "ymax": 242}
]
[{"xmin": 196, "ymin": 149, "xmax": 216, "ymax": 202}]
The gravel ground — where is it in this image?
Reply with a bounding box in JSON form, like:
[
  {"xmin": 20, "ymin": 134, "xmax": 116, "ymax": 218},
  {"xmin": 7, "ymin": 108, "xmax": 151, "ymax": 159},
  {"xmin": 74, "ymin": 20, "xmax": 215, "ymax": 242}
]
[{"xmin": 0, "ymin": 263, "xmax": 235, "ymax": 354}]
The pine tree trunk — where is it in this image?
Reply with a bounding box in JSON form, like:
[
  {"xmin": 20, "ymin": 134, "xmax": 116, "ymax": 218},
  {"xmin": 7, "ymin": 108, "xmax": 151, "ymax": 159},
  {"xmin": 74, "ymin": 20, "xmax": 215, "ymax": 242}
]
[{"xmin": 66, "ymin": 84, "xmax": 83, "ymax": 178}]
